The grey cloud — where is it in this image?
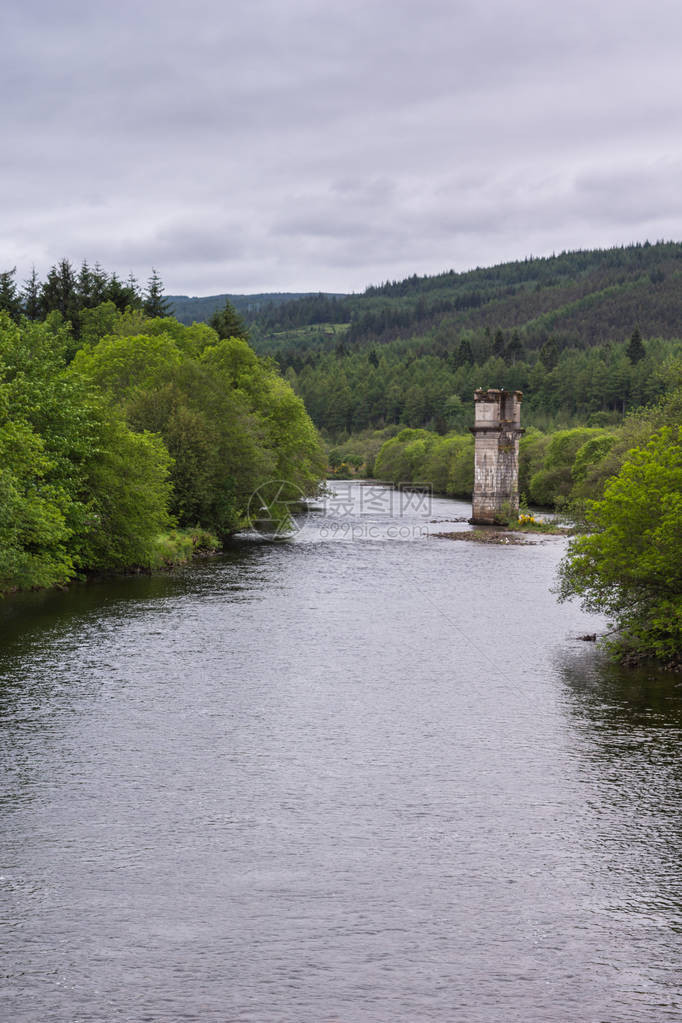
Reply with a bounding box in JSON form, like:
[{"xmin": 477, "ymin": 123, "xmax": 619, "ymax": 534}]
[
  {"xmin": 93, "ymin": 223, "xmax": 246, "ymax": 268},
  {"xmin": 2, "ymin": 0, "xmax": 682, "ymax": 293}
]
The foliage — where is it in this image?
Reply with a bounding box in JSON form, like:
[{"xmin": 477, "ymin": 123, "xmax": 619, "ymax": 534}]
[
  {"xmin": 375, "ymin": 429, "xmax": 474, "ymax": 497},
  {"xmin": 0, "ymin": 313, "xmax": 175, "ymax": 591},
  {"xmin": 245, "ymin": 240, "xmax": 682, "ymax": 354},
  {"xmin": 183, "ymin": 241, "xmax": 682, "ymax": 443},
  {"xmin": 557, "ymin": 427, "xmax": 682, "ymax": 666},
  {"xmin": 372, "ymin": 383, "xmax": 682, "ymax": 518},
  {"xmin": 0, "ymin": 268, "xmax": 22, "ymax": 321},
  {"xmin": 324, "ymin": 426, "xmax": 401, "ymax": 478},
  {"xmin": 0, "ymin": 298, "xmax": 326, "ymax": 595},
  {"xmin": 167, "ymin": 291, "xmax": 323, "ymax": 327},
  {"xmin": 143, "ymin": 269, "xmax": 171, "ymax": 317},
  {"xmin": 72, "ymin": 323, "xmax": 325, "ymax": 537},
  {"xmin": 150, "ymin": 527, "xmax": 220, "ymax": 569},
  {"xmin": 265, "ymin": 331, "xmax": 680, "ymax": 442},
  {"xmin": 209, "ymin": 298, "xmax": 250, "ymax": 341},
  {"xmin": 0, "ymin": 259, "xmax": 169, "ymax": 340},
  {"xmin": 528, "ymin": 428, "xmax": 606, "ymax": 505},
  {"xmin": 626, "ymin": 326, "xmax": 646, "ymax": 364},
  {"xmin": 75, "ymin": 416, "xmax": 174, "ymax": 572}
]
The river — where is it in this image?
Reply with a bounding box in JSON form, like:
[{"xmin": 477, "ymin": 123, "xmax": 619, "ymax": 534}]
[{"xmin": 1, "ymin": 481, "xmax": 680, "ymax": 1022}]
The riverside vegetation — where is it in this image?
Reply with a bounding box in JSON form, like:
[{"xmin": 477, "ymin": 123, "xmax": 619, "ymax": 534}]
[{"xmin": 0, "ymin": 263, "xmax": 325, "ymax": 595}]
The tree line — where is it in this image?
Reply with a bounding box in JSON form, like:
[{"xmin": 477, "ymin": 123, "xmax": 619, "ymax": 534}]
[
  {"xmin": 283, "ymin": 329, "xmax": 680, "ymax": 438},
  {"xmin": 0, "ymin": 260, "xmax": 171, "ymax": 332}
]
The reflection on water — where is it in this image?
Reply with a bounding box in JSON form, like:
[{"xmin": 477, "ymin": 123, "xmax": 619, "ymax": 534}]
[
  {"xmin": 556, "ymin": 650, "xmax": 682, "ymax": 1017},
  {"xmin": 1, "ymin": 483, "xmax": 681, "ymax": 1022}
]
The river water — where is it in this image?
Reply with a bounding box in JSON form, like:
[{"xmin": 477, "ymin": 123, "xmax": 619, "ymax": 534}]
[{"xmin": 1, "ymin": 482, "xmax": 680, "ymax": 1023}]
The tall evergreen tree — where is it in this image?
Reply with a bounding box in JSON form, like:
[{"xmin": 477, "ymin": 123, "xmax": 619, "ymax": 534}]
[
  {"xmin": 126, "ymin": 271, "xmax": 141, "ymax": 303},
  {"xmin": 626, "ymin": 327, "xmax": 646, "ymax": 364},
  {"xmin": 0, "ymin": 267, "xmax": 22, "ymax": 321},
  {"xmin": 492, "ymin": 328, "xmax": 506, "ymax": 358},
  {"xmin": 540, "ymin": 336, "xmax": 560, "ymax": 371},
  {"xmin": 209, "ymin": 298, "xmax": 249, "ymax": 340},
  {"xmin": 21, "ymin": 266, "xmax": 41, "ymax": 320},
  {"xmin": 143, "ymin": 268, "xmax": 171, "ymax": 317},
  {"xmin": 40, "ymin": 258, "xmax": 79, "ymax": 322},
  {"xmin": 77, "ymin": 260, "xmax": 94, "ymax": 307},
  {"xmin": 105, "ymin": 272, "xmax": 141, "ymax": 312},
  {"xmin": 505, "ymin": 331, "xmax": 524, "ymax": 365},
  {"xmin": 453, "ymin": 338, "xmax": 473, "ymax": 367},
  {"xmin": 90, "ymin": 263, "xmax": 109, "ymax": 305}
]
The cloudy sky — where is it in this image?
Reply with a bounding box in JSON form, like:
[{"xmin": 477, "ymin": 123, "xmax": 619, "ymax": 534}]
[{"xmin": 3, "ymin": 0, "xmax": 682, "ymax": 295}]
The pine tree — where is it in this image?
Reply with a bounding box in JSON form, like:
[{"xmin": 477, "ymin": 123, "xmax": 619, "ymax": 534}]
[
  {"xmin": 77, "ymin": 260, "xmax": 94, "ymax": 307},
  {"xmin": 0, "ymin": 267, "xmax": 22, "ymax": 321},
  {"xmin": 209, "ymin": 298, "xmax": 249, "ymax": 340},
  {"xmin": 540, "ymin": 336, "xmax": 560, "ymax": 371},
  {"xmin": 453, "ymin": 338, "xmax": 473, "ymax": 367},
  {"xmin": 21, "ymin": 266, "xmax": 41, "ymax": 320},
  {"xmin": 105, "ymin": 272, "xmax": 141, "ymax": 312},
  {"xmin": 505, "ymin": 331, "xmax": 524, "ymax": 365},
  {"xmin": 492, "ymin": 328, "xmax": 506, "ymax": 358},
  {"xmin": 40, "ymin": 259, "xmax": 79, "ymax": 322},
  {"xmin": 90, "ymin": 263, "xmax": 109, "ymax": 305},
  {"xmin": 126, "ymin": 272, "xmax": 141, "ymax": 304},
  {"xmin": 626, "ymin": 327, "xmax": 646, "ymax": 364},
  {"xmin": 143, "ymin": 268, "xmax": 171, "ymax": 317}
]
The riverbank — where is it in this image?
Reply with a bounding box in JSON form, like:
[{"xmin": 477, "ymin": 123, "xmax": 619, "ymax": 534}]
[{"xmin": 0, "ymin": 526, "xmax": 222, "ymax": 600}]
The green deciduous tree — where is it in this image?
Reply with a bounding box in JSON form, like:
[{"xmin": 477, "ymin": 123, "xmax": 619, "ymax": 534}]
[
  {"xmin": 76, "ymin": 414, "xmax": 173, "ymax": 571},
  {"xmin": 528, "ymin": 427, "xmax": 606, "ymax": 506},
  {"xmin": 72, "ymin": 325, "xmax": 324, "ymax": 537},
  {"xmin": 557, "ymin": 426, "xmax": 682, "ymax": 666},
  {"xmin": 0, "ymin": 312, "xmax": 176, "ymax": 592}
]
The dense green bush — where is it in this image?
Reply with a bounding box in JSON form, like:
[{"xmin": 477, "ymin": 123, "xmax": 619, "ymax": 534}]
[
  {"xmin": 558, "ymin": 426, "xmax": 682, "ymax": 665},
  {"xmin": 72, "ymin": 323, "xmax": 325, "ymax": 537},
  {"xmin": 0, "ymin": 312, "xmax": 175, "ymax": 590},
  {"xmin": 375, "ymin": 429, "xmax": 473, "ymax": 497}
]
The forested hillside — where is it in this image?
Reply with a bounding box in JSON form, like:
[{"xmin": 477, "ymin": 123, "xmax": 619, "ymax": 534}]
[
  {"xmin": 167, "ymin": 291, "xmax": 342, "ymax": 326},
  {"xmin": 250, "ymin": 241, "xmax": 682, "ymax": 349},
  {"xmin": 236, "ymin": 242, "xmax": 682, "ymax": 438}
]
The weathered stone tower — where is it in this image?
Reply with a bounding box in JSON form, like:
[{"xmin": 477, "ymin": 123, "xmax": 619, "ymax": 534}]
[{"xmin": 469, "ymin": 389, "xmax": 524, "ymax": 524}]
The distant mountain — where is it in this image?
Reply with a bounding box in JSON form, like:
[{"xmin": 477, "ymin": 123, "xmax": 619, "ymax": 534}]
[
  {"xmin": 247, "ymin": 240, "xmax": 682, "ymax": 353},
  {"xmin": 167, "ymin": 291, "xmax": 348, "ymax": 326}
]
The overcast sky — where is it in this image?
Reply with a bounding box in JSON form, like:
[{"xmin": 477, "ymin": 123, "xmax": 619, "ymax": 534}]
[{"xmin": 3, "ymin": 0, "xmax": 682, "ymax": 295}]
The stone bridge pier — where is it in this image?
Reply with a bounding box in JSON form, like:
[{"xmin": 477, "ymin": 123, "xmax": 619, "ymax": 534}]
[{"xmin": 469, "ymin": 388, "xmax": 524, "ymax": 524}]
